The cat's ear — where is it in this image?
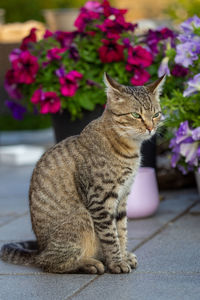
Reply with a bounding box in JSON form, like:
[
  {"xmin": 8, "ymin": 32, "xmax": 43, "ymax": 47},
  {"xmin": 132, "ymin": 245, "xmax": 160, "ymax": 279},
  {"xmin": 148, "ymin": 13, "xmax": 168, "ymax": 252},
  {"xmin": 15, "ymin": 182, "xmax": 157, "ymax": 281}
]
[
  {"xmin": 146, "ymin": 74, "xmax": 166, "ymax": 97},
  {"xmin": 104, "ymin": 72, "xmax": 123, "ymax": 94}
]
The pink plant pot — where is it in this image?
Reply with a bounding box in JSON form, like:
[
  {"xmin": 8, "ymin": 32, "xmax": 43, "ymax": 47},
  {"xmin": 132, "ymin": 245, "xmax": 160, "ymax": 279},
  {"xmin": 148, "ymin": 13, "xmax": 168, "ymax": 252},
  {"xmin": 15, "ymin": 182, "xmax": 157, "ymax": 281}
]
[{"xmin": 127, "ymin": 167, "xmax": 159, "ymax": 219}]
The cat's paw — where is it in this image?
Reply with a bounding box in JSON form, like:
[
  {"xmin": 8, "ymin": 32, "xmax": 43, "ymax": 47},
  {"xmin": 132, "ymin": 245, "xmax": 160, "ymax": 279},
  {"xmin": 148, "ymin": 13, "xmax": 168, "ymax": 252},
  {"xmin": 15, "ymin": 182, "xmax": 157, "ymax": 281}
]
[
  {"xmin": 80, "ymin": 259, "xmax": 105, "ymax": 275},
  {"xmin": 125, "ymin": 252, "xmax": 138, "ymax": 269},
  {"xmin": 108, "ymin": 260, "xmax": 132, "ymax": 274}
]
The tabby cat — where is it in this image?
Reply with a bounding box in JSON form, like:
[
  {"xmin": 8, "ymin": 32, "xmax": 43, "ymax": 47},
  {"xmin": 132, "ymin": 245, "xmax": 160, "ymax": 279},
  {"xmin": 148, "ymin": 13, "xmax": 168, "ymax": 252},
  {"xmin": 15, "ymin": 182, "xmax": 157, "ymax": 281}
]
[{"xmin": 0, "ymin": 73, "xmax": 165, "ymax": 274}]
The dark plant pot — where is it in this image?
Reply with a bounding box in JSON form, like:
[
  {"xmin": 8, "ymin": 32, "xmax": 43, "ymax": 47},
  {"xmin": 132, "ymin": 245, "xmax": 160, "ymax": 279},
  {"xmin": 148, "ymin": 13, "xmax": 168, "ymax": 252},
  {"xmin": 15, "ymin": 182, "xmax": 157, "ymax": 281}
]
[
  {"xmin": 51, "ymin": 106, "xmax": 104, "ymax": 143},
  {"xmin": 52, "ymin": 107, "xmax": 157, "ymax": 169}
]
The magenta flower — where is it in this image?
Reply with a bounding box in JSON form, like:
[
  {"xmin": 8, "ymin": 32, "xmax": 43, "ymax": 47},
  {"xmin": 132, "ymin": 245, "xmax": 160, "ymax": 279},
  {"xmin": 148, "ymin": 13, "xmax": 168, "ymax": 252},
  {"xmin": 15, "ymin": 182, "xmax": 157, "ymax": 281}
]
[
  {"xmin": 31, "ymin": 89, "xmax": 61, "ymax": 114},
  {"xmin": 47, "ymin": 48, "xmax": 66, "ymax": 61},
  {"xmin": 56, "ymin": 70, "xmax": 83, "ymax": 97},
  {"xmin": 146, "ymin": 28, "xmax": 174, "ymax": 54},
  {"xmin": 5, "ymin": 100, "xmax": 26, "ymax": 120},
  {"xmin": 20, "ymin": 28, "xmax": 37, "ymax": 50},
  {"xmin": 43, "ymin": 29, "xmax": 53, "ymax": 39},
  {"xmin": 99, "ymin": 39, "xmax": 124, "ymax": 63},
  {"xmin": 130, "ymin": 67, "xmax": 150, "ymax": 86},
  {"xmin": 74, "ymin": 9, "xmax": 100, "ymax": 32},
  {"xmin": 127, "ymin": 46, "xmax": 152, "ymax": 67},
  {"xmin": 12, "ymin": 50, "xmax": 39, "ymax": 84},
  {"xmin": 4, "ymin": 69, "xmax": 22, "ymax": 99}
]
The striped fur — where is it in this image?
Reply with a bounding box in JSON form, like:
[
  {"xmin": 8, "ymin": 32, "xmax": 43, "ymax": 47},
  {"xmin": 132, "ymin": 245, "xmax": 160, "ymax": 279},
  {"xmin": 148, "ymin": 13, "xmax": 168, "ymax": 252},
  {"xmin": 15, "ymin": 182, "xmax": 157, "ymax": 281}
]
[{"xmin": 0, "ymin": 74, "xmax": 164, "ymax": 274}]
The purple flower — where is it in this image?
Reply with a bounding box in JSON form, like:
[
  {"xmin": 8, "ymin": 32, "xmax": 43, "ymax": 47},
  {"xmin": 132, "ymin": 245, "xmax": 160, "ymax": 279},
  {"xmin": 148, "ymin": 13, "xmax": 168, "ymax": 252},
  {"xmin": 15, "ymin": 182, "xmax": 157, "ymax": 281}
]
[
  {"xmin": 175, "ymin": 121, "xmax": 191, "ymax": 143},
  {"xmin": 183, "ymin": 73, "xmax": 200, "ymax": 97},
  {"xmin": 5, "ymin": 100, "xmax": 26, "ymax": 120},
  {"xmin": 181, "ymin": 15, "xmax": 200, "ymax": 34},
  {"xmin": 55, "ymin": 66, "xmax": 66, "ymax": 78},
  {"xmin": 54, "ymin": 31, "xmax": 76, "ymax": 48},
  {"xmin": 192, "ymin": 127, "xmax": 200, "ymax": 141},
  {"xmin": 171, "ymin": 64, "xmax": 188, "ymax": 77},
  {"xmin": 170, "ymin": 122, "xmax": 200, "ymax": 173},
  {"xmin": 47, "ymin": 48, "xmax": 66, "ymax": 61},
  {"xmin": 180, "ymin": 141, "xmax": 199, "ymax": 166},
  {"xmin": 123, "ymin": 37, "xmax": 131, "ymax": 48},
  {"xmin": 158, "ymin": 57, "xmax": 170, "ymax": 77},
  {"xmin": 175, "ymin": 42, "xmax": 199, "ymax": 67},
  {"xmin": 4, "ymin": 69, "xmax": 22, "ymax": 99},
  {"xmin": 146, "ymin": 28, "xmax": 174, "ymax": 55}
]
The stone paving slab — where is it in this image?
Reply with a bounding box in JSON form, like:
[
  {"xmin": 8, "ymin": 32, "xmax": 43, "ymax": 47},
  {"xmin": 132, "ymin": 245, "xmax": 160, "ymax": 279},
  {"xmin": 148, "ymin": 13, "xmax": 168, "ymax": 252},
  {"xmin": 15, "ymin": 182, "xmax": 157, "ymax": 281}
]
[
  {"xmin": 134, "ymin": 214, "xmax": 200, "ymax": 273},
  {"xmin": 70, "ymin": 273, "xmax": 200, "ymax": 300},
  {"xmin": 0, "ymin": 274, "xmax": 96, "ymax": 300},
  {"xmin": 0, "ymin": 215, "xmax": 34, "ymax": 241},
  {"xmin": 70, "ymin": 212, "xmax": 200, "ymax": 300}
]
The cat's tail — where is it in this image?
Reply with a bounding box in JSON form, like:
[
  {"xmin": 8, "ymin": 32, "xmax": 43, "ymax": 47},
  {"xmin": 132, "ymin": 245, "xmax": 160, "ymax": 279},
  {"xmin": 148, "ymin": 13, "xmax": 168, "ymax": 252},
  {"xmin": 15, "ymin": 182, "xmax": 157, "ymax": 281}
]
[{"xmin": 0, "ymin": 241, "xmax": 38, "ymax": 266}]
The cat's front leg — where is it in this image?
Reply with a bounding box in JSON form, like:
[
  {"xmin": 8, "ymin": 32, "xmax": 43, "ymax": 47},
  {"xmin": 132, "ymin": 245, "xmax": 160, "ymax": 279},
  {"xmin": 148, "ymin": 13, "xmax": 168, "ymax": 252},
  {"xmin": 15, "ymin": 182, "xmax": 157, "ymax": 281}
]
[
  {"xmin": 88, "ymin": 195, "xmax": 131, "ymax": 274},
  {"xmin": 116, "ymin": 197, "xmax": 138, "ymax": 269}
]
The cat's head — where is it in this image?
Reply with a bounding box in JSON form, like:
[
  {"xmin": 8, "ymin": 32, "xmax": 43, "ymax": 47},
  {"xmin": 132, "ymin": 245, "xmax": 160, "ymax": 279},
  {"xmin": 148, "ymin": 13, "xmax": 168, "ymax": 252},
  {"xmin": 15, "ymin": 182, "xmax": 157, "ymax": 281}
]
[{"xmin": 104, "ymin": 73, "xmax": 165, "ymax": 141}]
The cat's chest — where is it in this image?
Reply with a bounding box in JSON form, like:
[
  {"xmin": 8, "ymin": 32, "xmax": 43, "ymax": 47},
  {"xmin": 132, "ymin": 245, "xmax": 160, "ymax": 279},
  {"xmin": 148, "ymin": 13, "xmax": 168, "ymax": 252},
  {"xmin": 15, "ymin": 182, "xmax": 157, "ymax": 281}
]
[{"xmin": 117, "ymin": 169, "xmax": 136, "ymax": 201}]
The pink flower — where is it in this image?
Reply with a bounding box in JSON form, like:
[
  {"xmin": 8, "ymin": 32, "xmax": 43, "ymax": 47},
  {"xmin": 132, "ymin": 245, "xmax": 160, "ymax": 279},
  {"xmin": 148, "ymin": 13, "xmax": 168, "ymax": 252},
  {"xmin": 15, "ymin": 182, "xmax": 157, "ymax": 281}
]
[
  {"xmin": 84, "ymin": 1, "xmax": 103, "ymax": 13},
  {"xmin": 12, "ymin": 50, "xmax": 39, "ymax": 84},
  {"xmin": 31, "ymin": 88, "xmax": 61, "ymax": 114},
  {"xmin": 47, "ymin": 48, "xmax": 66, "ymax": 61},
  {"xmin": 74, "ymin": 10, "xmax": 99, "ymax": 32},
  {"xmin": 127, "ymin": 46, "xmax": 153, "ymax": 67},
  {"xmin": 20, "ymin": 28, "xmax": 37, "ymax": 50},
  {"xmin": 57, "ymin": 70, "xmax": 83, "ymax": 97},
  {"xmin": 99, "ymin": 39, "xmax": 124, "ymax": 63},
  {"xmin": 43, "ymin": 29, "xmax": 53, "ymax": 39},
  {"xmin": 4, "ymin": 69, "xmax": 22, "ymax": 99},
  {"xmin": 130, "ymin": 67, "xmax": 150, "ymax": 86},
  {"xmin": 9, "ymin": 48, "xmax": 21, "ymax": 63}
]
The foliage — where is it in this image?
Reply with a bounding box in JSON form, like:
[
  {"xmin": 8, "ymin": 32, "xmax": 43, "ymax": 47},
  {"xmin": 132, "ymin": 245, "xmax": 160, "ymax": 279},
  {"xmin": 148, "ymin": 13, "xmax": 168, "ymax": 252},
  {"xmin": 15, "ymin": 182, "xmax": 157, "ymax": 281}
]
[
  {"xmin": 0, "ymin": 0, "xmax": 86, "ymax": 23},
  {"xmin": 165, "ymin": 0, "xmax": 200, "ymax": 23}
]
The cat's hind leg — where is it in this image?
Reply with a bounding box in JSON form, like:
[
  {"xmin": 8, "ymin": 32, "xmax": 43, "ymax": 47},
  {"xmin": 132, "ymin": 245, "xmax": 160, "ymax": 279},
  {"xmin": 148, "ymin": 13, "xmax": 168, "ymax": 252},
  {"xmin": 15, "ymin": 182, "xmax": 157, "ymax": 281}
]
[{"xmin": 35, "ymin": 209, "xmax": 104, "ymax": 274}]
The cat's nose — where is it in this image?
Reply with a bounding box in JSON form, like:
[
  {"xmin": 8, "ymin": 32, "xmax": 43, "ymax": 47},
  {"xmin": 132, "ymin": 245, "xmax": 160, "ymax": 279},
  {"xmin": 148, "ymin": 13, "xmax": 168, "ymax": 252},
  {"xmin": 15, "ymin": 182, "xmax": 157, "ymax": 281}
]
[{"xmin": 146, "ymin": 126, "xmax": 153, "ymax": 133}]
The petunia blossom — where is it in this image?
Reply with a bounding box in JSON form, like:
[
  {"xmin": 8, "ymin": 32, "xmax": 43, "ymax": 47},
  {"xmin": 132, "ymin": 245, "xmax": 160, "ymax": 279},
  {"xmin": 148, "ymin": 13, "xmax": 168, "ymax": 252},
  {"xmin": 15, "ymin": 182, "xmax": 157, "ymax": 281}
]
[
  {"xmin": 56, "ymin": 70, "xmax": 83, "ymax": 97},
  {"xmin": 98, "ymin": 39, "xmax": 124, "ymax": 63},
  {"xmin": 130, "ymin": 67, "xmax": 150, "ymax": 86},
  {"xmin": 175, "ymin": 42, "xmax": 199, "ymax": 67},
  {"xmin": 158, "ymin": 57, "xmax": 170, "ymax": 77},
  {"xmin": 20, "ymin": 28, "xmax": 37, "ymax": 50},
  {"xmin": 11, "ymin": 50, "xmax": 39, "ymax": 84},
  {"xmin": 47, "ymin": 48, "xmax": 66, "ymax": 61},
  {"xmin": 5, "ymin": 100, "xmax": 26, "ymax": 120},
  {"xmin": 183, "ymin": 73, "xmax": 200, "ymax": 97},
  {"xmin": 127, "ymin": 46, "xmax": 152, "ymax": 68},
  {"xmin": 31, "ymin": 88, "xmax": 61, "ymax": 114},
  {"xmin": 4, "ymin": 69, "xmax": 22, "ymax": 99}
]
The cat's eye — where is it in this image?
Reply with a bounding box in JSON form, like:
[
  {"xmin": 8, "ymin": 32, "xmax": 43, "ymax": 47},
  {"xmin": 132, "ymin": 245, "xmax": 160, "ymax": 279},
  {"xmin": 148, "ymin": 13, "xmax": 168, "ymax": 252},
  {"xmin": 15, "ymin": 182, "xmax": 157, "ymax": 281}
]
[
  {"xmin": 153, "ymin": 112, "xmax": 160, "ymax": 118},
  {"xmin": 132, "ymin": 112, "xmax": 141, "ymax": 119}
]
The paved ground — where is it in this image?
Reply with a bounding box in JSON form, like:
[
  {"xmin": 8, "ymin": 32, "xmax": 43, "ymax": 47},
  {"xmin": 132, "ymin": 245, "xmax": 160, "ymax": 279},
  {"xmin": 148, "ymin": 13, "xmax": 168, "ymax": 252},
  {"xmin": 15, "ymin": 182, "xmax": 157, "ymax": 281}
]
[{"xmin": 0, "ymin": 164, "xmax": 200, "ymax": 300}]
